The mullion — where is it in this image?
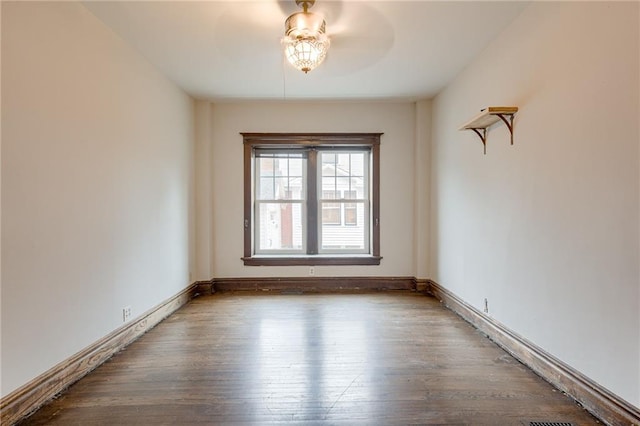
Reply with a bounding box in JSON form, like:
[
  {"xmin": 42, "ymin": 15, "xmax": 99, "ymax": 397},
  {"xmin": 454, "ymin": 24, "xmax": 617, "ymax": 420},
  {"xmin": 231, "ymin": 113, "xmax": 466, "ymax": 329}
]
[
  {"xmin": 307, "ymin": 149, "xmax": 318, "ymax": 254},
  {"xmin": 348, "ymin": 154, "xmax": 352, "ymax": 198},
  {"xmin": 285, "ymin": 156, "xmax": 290, "ymax": 197},
  {"xmin": 273, "ymin": 159, "xmax": 276, "ymax": 201}
]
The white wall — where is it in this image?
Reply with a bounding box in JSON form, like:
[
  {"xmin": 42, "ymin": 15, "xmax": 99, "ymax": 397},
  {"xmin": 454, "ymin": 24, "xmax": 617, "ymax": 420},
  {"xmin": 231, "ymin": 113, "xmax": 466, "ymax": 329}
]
[
  {"xmin": 431, "ymin": 2, "xmax": 639, "ymax": 406},
  {"xmin": 414, "ymin": 100, "xmax": 431, "ymax": 280},
  {"xmin": 0, "ymin": 0, "xmax": 4, "ymax": 395},
  {"xmin": 1, "ymin": 2, "xmax": 194, "ymax": 397},
  {"xmin": 194, "ymin": 100, "xmax": 214, "ymax": 281},
  {"xmin": 203, "ymin": 101, "xmax": 417, "ymax": 278}
]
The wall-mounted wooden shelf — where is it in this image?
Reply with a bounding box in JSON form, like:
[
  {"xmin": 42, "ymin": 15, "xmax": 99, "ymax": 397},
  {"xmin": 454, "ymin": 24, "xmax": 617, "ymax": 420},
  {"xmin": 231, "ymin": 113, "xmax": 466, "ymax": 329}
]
[{"xmin": 459, "ymin": 106, "xmax": 518, "ymax": 154}]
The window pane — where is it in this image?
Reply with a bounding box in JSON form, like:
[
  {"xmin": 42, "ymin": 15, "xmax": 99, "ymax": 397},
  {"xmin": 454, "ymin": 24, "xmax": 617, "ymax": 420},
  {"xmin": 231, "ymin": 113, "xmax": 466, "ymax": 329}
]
[
  {"xmin": 289, "ymin": 178, "xmax": 304, "ymax": 199},
  {"xmin": 321, "ymin": 201, "xmax": 341, "ymax": 225},
  {"xmin": 258, "ymin": 177, "xmax": 274, "ymax": 200},
  {"xmin": 322, "ymin": 190, "xmax": 336, "ymax": 200},
  {"xmin": 274, "ymin": 177, "xmax": 289, "ymax": 200},
  {"xmin": 351, "ymin": 176, "xmax": 365, "ymax": 196},
  {"xmin": 257, "ymin": 202, "xmax": 303, "ymax": 252},
  {"xmin": 321, "ymin": 201, "xmax": 366, "ymax": 250},
  {"xmin": 258, "ymin": 157, "xmax": 275, "ymax": 177},
  {"xmin": 337, "ymin": 153, "xmax": 351, "ymax": 173},
  {"xmin": 336, "ymin": 177, "xmax": 350, "ymax": 196},
  {"xmin": 259, "ymin": 155, "xmax": 305, "ymax": 201},
  {"xmin": 321, "ymin": 153, "xmax": 336, "ymax": 175},
  {"xmin": 345, "ymin": 202, "xmax": 357, "ymax": 225},
  {"xmin": 321, "ymin": 177, "xmax": 336, "ymax": 194},
  {"xmin": 289, "ymin": 158, "xmax": 303, "ymax": 178},
  {"xmin": 350, "ymin": 153, "xmax": 365, "ymax": 177}
]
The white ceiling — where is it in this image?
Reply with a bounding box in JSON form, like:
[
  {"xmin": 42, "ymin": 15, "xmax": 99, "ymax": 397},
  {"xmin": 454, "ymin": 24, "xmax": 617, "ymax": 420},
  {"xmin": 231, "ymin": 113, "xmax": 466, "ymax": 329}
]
[{"xmin": 83, "ymin": 1, "xmax": 529, "ymax": 101}]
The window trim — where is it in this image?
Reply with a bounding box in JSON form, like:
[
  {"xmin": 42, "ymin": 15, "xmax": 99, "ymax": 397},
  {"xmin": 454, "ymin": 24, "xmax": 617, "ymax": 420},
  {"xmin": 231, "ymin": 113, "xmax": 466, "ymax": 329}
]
[{"xmin": 241, "ymin": 133, "xmax": 382, "ymax": 266}]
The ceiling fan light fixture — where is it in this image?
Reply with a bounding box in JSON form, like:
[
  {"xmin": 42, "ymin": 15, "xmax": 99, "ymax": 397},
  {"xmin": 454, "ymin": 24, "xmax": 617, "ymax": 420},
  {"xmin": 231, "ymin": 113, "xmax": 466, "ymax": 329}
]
[
  {"xmin": 282, "ymin": 0, "xmax": 330, "ymax": 74},
  {"xmin": 283, "ymin": 35, "xmax": 329, "ymax": 74}
]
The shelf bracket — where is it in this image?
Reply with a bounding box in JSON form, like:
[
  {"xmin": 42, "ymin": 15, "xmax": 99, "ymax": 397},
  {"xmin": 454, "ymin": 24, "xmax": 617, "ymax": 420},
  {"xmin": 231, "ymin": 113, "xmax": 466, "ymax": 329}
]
[
  {"xmin": 470, "ymin": 128, "xmax": 487, "ymax": 155},
  {"xmin": 495, "ymin": 113, "xmax": 515, "ymax": 145}
]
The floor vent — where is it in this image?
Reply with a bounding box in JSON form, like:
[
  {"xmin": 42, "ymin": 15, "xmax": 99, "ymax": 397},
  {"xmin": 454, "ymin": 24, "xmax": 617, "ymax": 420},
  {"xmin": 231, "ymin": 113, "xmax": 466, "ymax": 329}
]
[
  {"xmin": 280, "ymin": 289, "xmax": 303, "ymax": 295},
  {"xmin": 528, "ymin": 422, "xmax": 574, "ymax": 426}
]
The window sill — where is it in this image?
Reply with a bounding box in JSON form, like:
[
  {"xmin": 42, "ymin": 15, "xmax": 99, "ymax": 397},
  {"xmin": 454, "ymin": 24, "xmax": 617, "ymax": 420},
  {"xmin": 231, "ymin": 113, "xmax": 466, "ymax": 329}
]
[{"xmin": 242, "ymin": 255, "xmax": 382, "ymax": 266}]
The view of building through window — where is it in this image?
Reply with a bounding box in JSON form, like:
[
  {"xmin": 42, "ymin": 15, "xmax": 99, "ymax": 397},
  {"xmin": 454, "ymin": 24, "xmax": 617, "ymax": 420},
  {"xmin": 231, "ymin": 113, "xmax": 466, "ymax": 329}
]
[
  {"xmin": 319, "ymin": 152, "xmax": 368, "ymax": 251},
  {"xmin": 254, "ymin": 150, "xmax": 369, "ymax": 254},
  {"xmin": 255, "ymin": 152, "xmax": 305, "ymax": 253}
]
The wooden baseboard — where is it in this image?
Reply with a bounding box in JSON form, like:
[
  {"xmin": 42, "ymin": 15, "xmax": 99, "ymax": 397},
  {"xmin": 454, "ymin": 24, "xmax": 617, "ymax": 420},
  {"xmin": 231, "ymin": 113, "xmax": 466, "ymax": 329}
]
[
  {"xmin": 414, "ymin": 277, "xmax": 429, "ymax": 293},
  {"xmin": 6, "ymin": 278, "xmax": 637, "ymax": 426},
  {"xmin": 194, "ymin": 279, "xmax": 214, "ymax": 296},
  {"xmin": 212, "ymin": 276, "xmax": 416, "ymax": 293},
  {"xmin": 1, "ymin": 283, "xmax": 199, "ymax": 426},
  {"xmin": 427, "ymin": 280, "xmax": 640, "ymax": 426}
]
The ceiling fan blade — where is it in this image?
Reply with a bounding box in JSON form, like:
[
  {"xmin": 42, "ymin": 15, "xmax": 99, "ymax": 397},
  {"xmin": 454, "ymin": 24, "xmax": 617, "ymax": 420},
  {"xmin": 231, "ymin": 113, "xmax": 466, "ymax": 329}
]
[
  {"xmin": 211, "ymin": 3, "xmax": 284, "ymax": 67},
  {"xmin": 319, "ymin": 2, "xmax": 395, "ymax": 74},
  {"xmin": 275, "ymin": 0, "xmax": 297, "ymax": 17},
  {"xmin": 330, "ymin": 33, "xmax": 395, "ymax": 52}
]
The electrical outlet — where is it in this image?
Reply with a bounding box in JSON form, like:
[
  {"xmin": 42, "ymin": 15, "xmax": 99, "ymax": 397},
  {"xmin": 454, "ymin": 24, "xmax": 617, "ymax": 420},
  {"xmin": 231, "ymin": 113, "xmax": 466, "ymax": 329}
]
[
  {"xmin": 122, "ymin": 306, "xmax": 132, "ymax": 323},
  {"xmin": 309, "ymin": 266, "xmax": 315, "ymax": 276},
  {"xmin": 483, "ymin": 298, "xmax": 489, "ymax": 314}
]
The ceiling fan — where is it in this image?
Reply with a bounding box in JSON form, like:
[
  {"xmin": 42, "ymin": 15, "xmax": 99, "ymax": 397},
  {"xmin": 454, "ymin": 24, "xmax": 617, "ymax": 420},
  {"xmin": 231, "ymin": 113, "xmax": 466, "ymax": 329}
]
[
  {"xmin": 280, "ymin": 0, "xmax": 396, "ymax": 74},
  {"xmin": 212, "ymin": 0, "xmax": 395, "ymax": 77},
  {"xmin": 282, "ymin": 0, "xmax": 330, "ymax": 73}
]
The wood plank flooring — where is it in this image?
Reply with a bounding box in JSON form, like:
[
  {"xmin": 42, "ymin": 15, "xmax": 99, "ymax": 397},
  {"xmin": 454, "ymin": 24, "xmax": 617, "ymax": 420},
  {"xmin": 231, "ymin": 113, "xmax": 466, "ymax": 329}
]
[{"xmin": 20, "ymin": 292, "xmax": 600, "ymax": 425}]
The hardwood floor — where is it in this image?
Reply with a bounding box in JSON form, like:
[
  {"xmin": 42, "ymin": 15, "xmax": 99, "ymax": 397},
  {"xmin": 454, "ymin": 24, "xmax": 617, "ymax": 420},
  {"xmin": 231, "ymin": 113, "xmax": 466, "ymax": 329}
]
[{"xmin": 20, "ymin": 292, "xmax": 600, "ymax": 425}]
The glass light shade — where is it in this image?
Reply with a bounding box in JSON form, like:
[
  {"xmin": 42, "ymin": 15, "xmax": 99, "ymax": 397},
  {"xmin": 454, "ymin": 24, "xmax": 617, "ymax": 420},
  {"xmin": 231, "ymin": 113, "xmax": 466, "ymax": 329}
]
[
  {"xmin": 283, "ymin": 6, "xmax": 329, "ymax": 74},
  {"xmin": 283, "ymin": 35, "xmax": 330, "ymax": 74}
]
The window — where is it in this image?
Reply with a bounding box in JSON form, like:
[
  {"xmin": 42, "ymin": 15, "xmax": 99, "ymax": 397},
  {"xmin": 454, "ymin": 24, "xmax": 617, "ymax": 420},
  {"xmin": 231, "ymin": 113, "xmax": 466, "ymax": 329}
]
[
  {"xmin": 242, "ymin": 133, "xmax": 382, "ymax": 266},
  {"xmin": 255, "ymin": 152, "xmax": 305, "ymax": 253},
  {"xmin": 319, "ymin": 153, "xmax": 368, "ymax": 251}
]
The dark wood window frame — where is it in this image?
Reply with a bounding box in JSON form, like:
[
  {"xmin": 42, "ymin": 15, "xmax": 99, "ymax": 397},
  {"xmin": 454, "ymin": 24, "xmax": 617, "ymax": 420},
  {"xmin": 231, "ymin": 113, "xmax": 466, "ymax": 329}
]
[{"xmin": 242, "ymin": 133, "xmax": 382, "ymax": 266}]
